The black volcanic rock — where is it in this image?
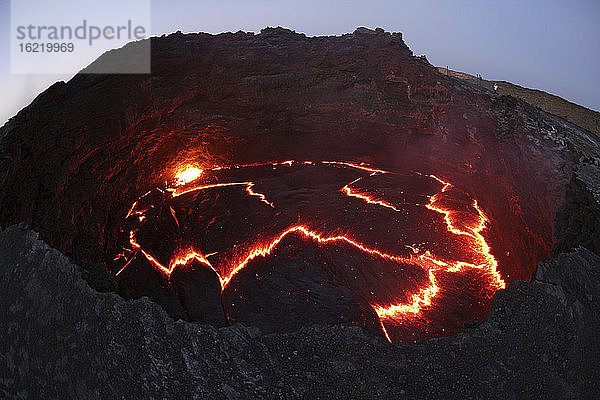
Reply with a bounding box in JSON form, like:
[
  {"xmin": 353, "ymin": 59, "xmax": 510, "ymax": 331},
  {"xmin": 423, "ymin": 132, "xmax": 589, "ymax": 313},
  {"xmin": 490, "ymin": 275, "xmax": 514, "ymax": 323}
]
[
  {"xmin": 0, "ymin": 223, "xmax": 598, "ymax": 399},
  {"xmin": 170, "ymin": 259, "xmax": 227, "ymax": 326}
]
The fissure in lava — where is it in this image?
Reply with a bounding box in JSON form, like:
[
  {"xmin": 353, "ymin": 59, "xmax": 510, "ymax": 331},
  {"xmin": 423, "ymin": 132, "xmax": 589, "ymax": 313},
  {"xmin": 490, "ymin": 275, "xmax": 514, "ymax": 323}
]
[{"xmin": 113, "ymin": 160, "xmax": 505, "ymax": 342}]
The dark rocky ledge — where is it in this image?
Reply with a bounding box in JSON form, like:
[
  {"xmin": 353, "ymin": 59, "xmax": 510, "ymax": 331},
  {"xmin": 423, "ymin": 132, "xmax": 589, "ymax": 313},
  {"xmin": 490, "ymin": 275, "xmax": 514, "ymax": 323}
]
[{"xmin": 0, "ymin": 223, "xmax": 598, "ymax": 399}]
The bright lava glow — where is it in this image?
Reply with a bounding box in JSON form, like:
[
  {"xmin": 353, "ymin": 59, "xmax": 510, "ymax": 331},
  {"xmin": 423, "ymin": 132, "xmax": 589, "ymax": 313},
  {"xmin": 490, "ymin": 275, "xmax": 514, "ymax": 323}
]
[{"xmin": 175, "ymin": 166, "xmax": 203, "ymax": 185}]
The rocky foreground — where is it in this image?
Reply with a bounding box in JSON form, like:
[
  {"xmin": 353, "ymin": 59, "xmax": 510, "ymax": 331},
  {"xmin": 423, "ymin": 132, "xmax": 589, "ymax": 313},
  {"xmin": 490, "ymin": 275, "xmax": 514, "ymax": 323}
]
[{"xmin": 0, "ymin": 223, "xmax": 598, "ymax": 399}]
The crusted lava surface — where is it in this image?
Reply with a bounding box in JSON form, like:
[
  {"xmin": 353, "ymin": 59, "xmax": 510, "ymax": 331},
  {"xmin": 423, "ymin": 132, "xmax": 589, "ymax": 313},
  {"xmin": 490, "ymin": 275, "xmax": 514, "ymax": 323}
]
[
  {"xmin": 0, "ymin": 27, "xmax": 585, "ymax": 342},
  {"xmin": 115, "ymin": 160, "xmax": 504, "ymax": 342}
]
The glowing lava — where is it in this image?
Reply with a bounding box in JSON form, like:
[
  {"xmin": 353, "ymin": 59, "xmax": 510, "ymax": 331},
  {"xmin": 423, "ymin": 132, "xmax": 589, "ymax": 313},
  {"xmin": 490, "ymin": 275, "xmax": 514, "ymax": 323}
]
[
  {"xmin": 175, "ymin": 166, "xmax": 203, "ymax": 185},
  {"xmin": 341, "ymin": 178, "xmax": 401, "ymax": 212},
  {"xmin": 115, "ymin": 160, "xmax": 506, "ymax": 342},
  {"xmin": 245, "ymin": 182, "xmax": 275, "ymax": 208}
]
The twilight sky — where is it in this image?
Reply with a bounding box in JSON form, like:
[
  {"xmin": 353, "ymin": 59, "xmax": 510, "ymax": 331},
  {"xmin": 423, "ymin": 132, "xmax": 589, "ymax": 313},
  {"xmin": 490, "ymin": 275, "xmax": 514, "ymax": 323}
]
[{"xmin": 1, "ymin": 0, "xmax": 599, "ymax": 125}]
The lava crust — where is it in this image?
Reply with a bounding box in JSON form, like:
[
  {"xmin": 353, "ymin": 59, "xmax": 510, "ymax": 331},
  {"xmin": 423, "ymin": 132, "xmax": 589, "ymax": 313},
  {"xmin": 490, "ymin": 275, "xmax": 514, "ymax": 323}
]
[{"xmin": 115, "ymin": 160, "xmax": 504, "ymax": 341}]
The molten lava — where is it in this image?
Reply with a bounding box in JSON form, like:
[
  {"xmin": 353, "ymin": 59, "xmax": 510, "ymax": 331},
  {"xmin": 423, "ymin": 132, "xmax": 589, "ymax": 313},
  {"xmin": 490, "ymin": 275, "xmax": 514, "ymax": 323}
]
[
  {"xmin": 114, "ymin": 160, "xmax": 506, "ymax": 342},
  {"xmin": 175, "ymin": 166, "xmax": 203, "ymax": 185}
]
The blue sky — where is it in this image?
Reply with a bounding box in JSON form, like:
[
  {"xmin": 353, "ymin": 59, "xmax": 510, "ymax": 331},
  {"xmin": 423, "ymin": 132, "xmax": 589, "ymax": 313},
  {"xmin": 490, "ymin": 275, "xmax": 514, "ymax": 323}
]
[{"xmin": 1, "ymin": 0, "xmax": 599, "ymax": 124}]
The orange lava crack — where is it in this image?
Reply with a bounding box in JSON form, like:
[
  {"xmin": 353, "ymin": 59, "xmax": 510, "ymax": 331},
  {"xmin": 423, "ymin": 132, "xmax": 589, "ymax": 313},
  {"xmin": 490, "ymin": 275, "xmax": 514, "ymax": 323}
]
[{"xmin": 341, "ymin": 177, "xmax": 401, "ymax": 212}]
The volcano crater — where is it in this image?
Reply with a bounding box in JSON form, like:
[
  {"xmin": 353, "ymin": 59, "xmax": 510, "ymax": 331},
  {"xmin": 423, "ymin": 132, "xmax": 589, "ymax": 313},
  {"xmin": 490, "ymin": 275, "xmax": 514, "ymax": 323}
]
[{"xmin": 1, "ymin": 28, "xmax": 596, "ymax": 344}]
